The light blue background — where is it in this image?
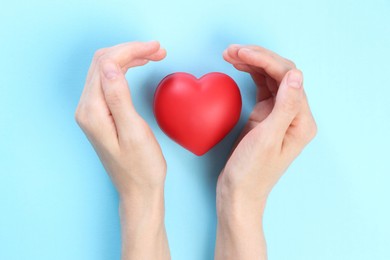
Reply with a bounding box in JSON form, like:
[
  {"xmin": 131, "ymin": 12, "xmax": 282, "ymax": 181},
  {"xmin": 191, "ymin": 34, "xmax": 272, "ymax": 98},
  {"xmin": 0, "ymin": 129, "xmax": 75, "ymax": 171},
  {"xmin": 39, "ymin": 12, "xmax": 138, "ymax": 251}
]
[{"xmin": 1, "ymin": 0, "xmax": 389, "ymax": 259}]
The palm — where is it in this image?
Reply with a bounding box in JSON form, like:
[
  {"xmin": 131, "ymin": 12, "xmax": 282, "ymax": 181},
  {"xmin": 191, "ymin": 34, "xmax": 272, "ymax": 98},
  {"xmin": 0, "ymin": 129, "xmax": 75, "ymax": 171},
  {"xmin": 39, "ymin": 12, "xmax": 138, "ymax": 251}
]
[
  {"xmin": 219, "ymin": 70, "xmax": 278, "ymax": 183},
  {"xmin": 232, "ymin": 67, "xmax": 277, "ymax": 150},
  {"xmin": 128, "ymin": 117, "xmax": 167, "ymax": 183}
]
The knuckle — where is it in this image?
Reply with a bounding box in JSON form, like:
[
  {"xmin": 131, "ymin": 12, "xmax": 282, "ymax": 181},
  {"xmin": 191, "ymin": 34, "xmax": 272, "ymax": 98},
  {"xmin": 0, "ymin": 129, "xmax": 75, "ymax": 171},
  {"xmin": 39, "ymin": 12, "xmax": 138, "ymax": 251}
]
[
  {"xmin": 299, "ymin": 117, "xmax": 318, "ymax": 144},
  {"xmin": 74, "ymin": 102, "xmax": 98, "ymax": 131},
  {"xmin": 94, "ymin": 48, "xmax": 108, "ymax": 60},
  {"xmin": 307, "ymin": 120, "xmax": 318, "ymax": 141},
  {"xmin": 74, "ymin": 108, "xmax": 83, "ymax": 125},
  {"xmin": 97, "ymin": 55, "xmax": 114, "ymax": 67},
  {"xmin": 98, "ymin": 57, "xmax": 122, "ymax": 78},
  {"xmin": 75, "ymin": 105, "xmax": 88, "ymax": 129}
]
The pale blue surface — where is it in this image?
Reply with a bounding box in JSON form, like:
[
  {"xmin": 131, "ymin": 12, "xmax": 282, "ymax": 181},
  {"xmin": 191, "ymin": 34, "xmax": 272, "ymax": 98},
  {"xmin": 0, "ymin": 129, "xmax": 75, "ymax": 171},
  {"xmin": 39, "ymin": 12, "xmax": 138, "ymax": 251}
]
[{"xmin": 1, "ymin": 0, "xmax": 389, "ymax": 259}]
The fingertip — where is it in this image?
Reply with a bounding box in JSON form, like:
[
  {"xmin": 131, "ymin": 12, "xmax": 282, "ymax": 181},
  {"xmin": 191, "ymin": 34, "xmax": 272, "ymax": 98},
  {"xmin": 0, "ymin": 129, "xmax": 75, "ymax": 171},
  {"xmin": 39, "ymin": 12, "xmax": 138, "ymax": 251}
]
[
  {"xmin": 222, "ymin": 49, "xmax": 229, "ymax": 60},
  {"xmin": 141, "ymin": 40, "xmax": 161, "ymax": 54},
  {"xmin": 227, "ymin": 45, "xmax": 243, "ymax": 60},
  {"xmin": 273, "ymin": 70, "xmax": 305, "ymax": 118},
  {"xmin": 145, "ymin": 48, "xmax": 167, "ymax": 61},
  {"xmin": 154, "ymin": 47, "xmax": 167, "ymax": 61},
  {"xmin": 236, "ymin": 48, "xmax": 270, "ymax": 74},
  {"xmin": 237, "ymin": 47, "xmax": 254, "ymax": 59},
  {"xmin": 286, "ymin": 69, "xmax": 303, "ymax": 89},
  {"xmin": 160, "ymin": 48, "xmax": 167, "ymax": 59}
]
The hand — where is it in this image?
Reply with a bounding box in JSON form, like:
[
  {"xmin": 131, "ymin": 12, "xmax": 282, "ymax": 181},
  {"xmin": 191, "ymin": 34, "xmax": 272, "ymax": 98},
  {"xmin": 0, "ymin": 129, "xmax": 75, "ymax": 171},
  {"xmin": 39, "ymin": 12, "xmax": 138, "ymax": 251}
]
[
  {"xmin": 75, "ymin": 41, "xmax": 170, "ymax": 260},
  {"xmin": 215, "ymin": 45, "xmax": 317, "ymax": 260},
  {"xmin": 76, "ymin": 41, "xmax": 167, "ymax": 196}
]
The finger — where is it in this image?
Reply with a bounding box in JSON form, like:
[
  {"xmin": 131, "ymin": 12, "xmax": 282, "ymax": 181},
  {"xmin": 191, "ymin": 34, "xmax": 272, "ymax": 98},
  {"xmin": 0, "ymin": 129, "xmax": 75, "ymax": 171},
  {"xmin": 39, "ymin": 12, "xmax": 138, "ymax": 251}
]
[
  {"xmin": 122, "ymin": 48, "xmax": 167, "ymax": 71},
  {"xmin": 225, "ymin": 44, "xmax": 267, "ymax": 66},
  {"xmin": 250, "ymin": 72, "xmax": 274, "ymax": 102},
  {"xmin": 231, "ymin": 63, "xmax": 274, "ymax": 102},
  {"xmin": 282, "ymin": 93, "xmax": 317, "ymax": 156},
  {"xmin": 85, "ymin": 41, "xmax": 164, "ymax": 96},
  {"xmin": 232, "ymin": 63, "xmax": 253, "ymax": 73},
  {"xmin": 121, "ymin": 59, "xmax": 149, "ymax": 73},
  {"xmin": 104, "ymin": 41, "xmax": 162, "ymax": 67},
  {"xmin": 265, "ymin": 75, "xmax": 279, "ymax": 96},
  {"xmin": 224, "ymin": 46, "xmax": 279, "ymax": 101},
  {"xmin": 225, "ymin": 47, "xmax": 270, "ymax": 76},
  {"xmin": 145, "ymin": 48, "xmax": 167, "ymax": 61},
  {"xmin": 223, "ymin": 44, "xmax": 242, "ymax": 64},
  {"xmin": 225, "ymin": 44, "xmax": 293, "ymax": 70},
  {"xmin": 263, "ymin": 69, "xmax": 304, "ymax": 142},
  {"xmin": 100, "ymin": 61, "xmax": 139, "ymax": 140},
  {"xmin": 237, "ymin": 48, "xmax": 293, "ymax": 83},
  {"xmin": 77, "ymin": 41, "xmax": 166, "ymax": 148},
  {"xmin": 79, "ymin": 42, "xmax": 166, "ymax": 130}
]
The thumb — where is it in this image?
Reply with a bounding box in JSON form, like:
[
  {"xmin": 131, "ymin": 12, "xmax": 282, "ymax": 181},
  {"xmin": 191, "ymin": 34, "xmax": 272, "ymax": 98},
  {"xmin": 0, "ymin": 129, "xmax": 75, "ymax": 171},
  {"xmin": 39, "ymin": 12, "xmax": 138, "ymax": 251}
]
[
  {"xmin": 265, "ymin": 69, "xmax": 304, "ymax": 138},
  {"xmin": 100, "ymin": 61, "xmax": 138, "ymax": 139}
]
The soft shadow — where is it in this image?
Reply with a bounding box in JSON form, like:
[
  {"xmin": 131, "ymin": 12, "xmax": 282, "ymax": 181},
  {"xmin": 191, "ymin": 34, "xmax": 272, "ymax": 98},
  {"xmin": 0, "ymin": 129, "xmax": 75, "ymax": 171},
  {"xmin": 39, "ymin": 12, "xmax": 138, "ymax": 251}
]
[
  {"xmin": 137, "ymin": 67, "xmax": 172, "ymax": 126},
  {"xmin": 199, "ymin": 31, "xmax": 257, "ymax": 257}
]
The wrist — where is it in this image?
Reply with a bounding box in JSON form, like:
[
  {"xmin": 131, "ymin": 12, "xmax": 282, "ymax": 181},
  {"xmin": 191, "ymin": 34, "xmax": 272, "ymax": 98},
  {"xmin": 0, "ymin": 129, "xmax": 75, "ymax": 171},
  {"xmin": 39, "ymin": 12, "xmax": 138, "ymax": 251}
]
[
  {"xmin": 215, "ymin": 200, "xmax": 267, "ymax": 260},
  {"xmin": 215, "ymin": 185, "xmax": 268, "ymax": 260},
  {"xmin": 119, "ymin": 188, "xmax": 170, "ymax": 260},
  {"xmin": 216, "ymin": 175, "xmax": 268, "ymax": 219},
  {"xmin": 119, "ymin": 187, "xmax": 165, "ymax": 226},
  {"xmin": 217, "ymin": 197, "xmax": 267, "ymax": 228}
]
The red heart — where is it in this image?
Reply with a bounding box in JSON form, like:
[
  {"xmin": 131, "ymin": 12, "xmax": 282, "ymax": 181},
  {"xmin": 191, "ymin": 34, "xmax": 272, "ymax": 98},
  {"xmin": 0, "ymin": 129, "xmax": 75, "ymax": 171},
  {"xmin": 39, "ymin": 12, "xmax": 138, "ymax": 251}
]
[{"xmin": 153, "ymin": 72, "xmax": 242, "ymax": 156}]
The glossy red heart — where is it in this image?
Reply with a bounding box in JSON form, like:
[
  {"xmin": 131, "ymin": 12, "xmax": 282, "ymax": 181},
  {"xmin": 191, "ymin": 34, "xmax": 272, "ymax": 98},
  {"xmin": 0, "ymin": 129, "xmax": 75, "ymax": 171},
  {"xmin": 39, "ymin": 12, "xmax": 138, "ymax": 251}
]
[{"xmin": 153, "ymin": 72, "xmax": 242, "ymax": 156}]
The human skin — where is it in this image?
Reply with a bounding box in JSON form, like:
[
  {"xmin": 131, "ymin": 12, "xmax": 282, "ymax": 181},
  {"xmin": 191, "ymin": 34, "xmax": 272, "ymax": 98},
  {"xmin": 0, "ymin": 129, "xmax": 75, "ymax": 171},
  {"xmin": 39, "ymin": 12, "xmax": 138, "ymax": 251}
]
[
  {"xmin": 75, "ymin": 41, "xmax": 171, "ymax": 260},
  {"xmin": 214, "ymin": 45, "xmax": 317, "ymax": 259},
  {"xmin": 75, "ymin": 41, "xmax": 316, "ymax": 260}
]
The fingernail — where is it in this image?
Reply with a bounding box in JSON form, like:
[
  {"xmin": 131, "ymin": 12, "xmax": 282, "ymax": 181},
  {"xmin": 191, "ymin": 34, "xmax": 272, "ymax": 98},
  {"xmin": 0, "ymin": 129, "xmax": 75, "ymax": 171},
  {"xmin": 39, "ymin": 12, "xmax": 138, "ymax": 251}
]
[
  {"xmin": 102, "ymin": 62, "xmax": 119, "ymax": 80},
  {"xmin": 240, "ymin": 48, "xmax": 256, "ymax": 55},
  {"xmin": 287, "ymin": 71, "xmax": 302, "ymax": 89}
]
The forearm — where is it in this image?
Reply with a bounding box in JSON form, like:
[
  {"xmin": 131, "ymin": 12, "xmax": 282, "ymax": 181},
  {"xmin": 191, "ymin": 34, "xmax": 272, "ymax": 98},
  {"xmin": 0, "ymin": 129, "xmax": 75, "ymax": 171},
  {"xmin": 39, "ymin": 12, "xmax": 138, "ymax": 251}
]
[
  {"xmin": 215, "ymin": 215, "xmax": 267, "ymax": 259},
  {"xmin": 76, "ymin": 41, "xmax": 171, "ymax": 259},
  {"xmin": 119, "ymin": 189, "xmax": 170, "ymax": 260},
  {"xmin": 215, "ymin": 188, "xmax": 268, "ymax": 260}
]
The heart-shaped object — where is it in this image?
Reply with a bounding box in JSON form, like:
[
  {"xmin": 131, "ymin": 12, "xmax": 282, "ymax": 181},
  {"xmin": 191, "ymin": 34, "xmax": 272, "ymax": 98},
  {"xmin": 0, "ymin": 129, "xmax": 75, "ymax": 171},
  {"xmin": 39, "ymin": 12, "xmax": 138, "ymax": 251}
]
[{"xmin": 153, "ymin": 72, "xmax": 242, "ymax": 156}]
